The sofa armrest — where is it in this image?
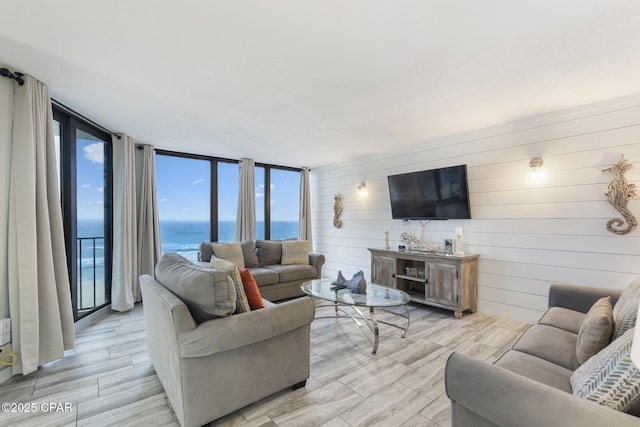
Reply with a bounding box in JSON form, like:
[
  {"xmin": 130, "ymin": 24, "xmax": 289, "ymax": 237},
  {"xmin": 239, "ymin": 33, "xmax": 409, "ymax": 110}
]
[
  {"xmin": 445, "ymin": 352, "xmax": 638, "ymax": 427},
  {"xmin": 178, "ymin": 296, "xmax": 315, "ymax": 358},
  {"xmin": 310, "ymin": 253, "xmax": 325, "ymax": 279},
  {"xmin": 548, "ymin": 283, "xmax": 623, "ymax": 313}
]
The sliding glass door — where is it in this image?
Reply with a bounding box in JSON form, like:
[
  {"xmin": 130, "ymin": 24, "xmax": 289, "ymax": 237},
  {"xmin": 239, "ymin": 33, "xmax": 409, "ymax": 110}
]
[{"xmin": 54, "ymin": 109, "xmax": 112, "ymax": 321}]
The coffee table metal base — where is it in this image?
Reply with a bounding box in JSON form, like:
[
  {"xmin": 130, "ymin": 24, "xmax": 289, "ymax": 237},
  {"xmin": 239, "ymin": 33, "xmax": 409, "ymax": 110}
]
[{"xmin": 314, "ymin": 302, "xmax": 410, "ymax": 354}]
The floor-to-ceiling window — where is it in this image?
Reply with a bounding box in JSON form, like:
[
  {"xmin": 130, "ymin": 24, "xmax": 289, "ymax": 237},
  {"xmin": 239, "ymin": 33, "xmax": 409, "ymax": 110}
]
[
  {"xmin": 156, "ymin": 151, "xmax": 302, "ymax": 256},
  {"xmin": 53, "ymin": 107, "xmax": 112, "ymax": 321},
  {"xmin": 255, "ymin": 164, "xmax": 301, "ymax": 240},
  {"xmin": 155, "ymin": 151, "xmax": 240, "ymax": 261}
]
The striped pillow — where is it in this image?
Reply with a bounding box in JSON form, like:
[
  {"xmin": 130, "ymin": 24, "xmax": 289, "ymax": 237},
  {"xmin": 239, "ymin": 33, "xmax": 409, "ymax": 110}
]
[
  {"xmin": 210, "ymin": 256, "xmax": 251, "ymax": 314},
  {"xmin": 612, "ymin": 278, "xmax": 640, "ymax": 340},
  {"xmin": 571, "ymin": 327, "xmax": 640, "ymax": 412},
  {"xmin": 281, "ymin": 240, "xmax": 311, "ymax": 265}
]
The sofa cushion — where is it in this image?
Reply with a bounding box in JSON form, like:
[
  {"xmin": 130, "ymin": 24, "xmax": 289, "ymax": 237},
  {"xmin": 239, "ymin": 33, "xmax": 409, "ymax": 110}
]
[
  {"xmin": 155, "ymin": 253, "xmax": 236, "ymax": 323},
  {"xmin": 576, "ymin": 296, "xmax": 614, "ymax": 365},
  {"xmin": 210, "ymin": 256, "xmax": 251, "ymax": 314},
  {"xmin": 239, "ymin": 268, "xmax": 265, "ymax": 310},
  {"xmin": 571, "ymin": 327, "xmax": 640, "ymax": 412},
  {"xmin": 256, "ymin": 240, "xmax": 282, "ymax": 266},
  {"xmin": 612, "ymin": 277, "xmax": 640, "ymax": 340},
  {"xmin": 512, "ymin": 324, "xmax": 579, "ymax": 370},
  {"xmin": 494, "ymin": 350, "xmax": 573, "ymax": 393},
  {"xmin": 213, "ymin": 242, "xmax": 245, "ymax": 268},
  {"xmin": 539, "ymin": 307, "xmax": 585, "ymax": 334},
  {"xmin": 264, "ymin": 264, "xmax": 317, "ymax": 283},
  {"xmin": 248, "ymin": 267, "xmax": 280, "ymax": 286},
  {"xmin": 241, "ymin": 240, "xmax": 259, "ymax": 268},
  {"xmin": 281, "ymin": 240, "xmax": 311, "ymax": 265}
]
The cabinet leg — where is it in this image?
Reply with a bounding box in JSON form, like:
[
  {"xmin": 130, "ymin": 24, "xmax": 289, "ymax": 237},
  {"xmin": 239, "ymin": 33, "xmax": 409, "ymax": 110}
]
[{"xmin": 454, "ymin": 311, "xmax": 463, "ymax": 319}]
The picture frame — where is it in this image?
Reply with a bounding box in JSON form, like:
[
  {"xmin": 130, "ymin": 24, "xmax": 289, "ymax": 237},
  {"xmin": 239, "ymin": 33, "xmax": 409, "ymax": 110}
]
[{"xmin": 444, "ymin": 239, "xmax": 454, "ymax": 254}]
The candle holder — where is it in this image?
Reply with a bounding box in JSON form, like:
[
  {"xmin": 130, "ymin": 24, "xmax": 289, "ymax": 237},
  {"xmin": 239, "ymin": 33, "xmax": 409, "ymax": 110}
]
[
  {"xmin": 455, "ymin": 229, "xmax": 465, "ymax": 256},
  {"xmin": 384, "ymin": 231, "xmax": 390, "ymax": 249}
]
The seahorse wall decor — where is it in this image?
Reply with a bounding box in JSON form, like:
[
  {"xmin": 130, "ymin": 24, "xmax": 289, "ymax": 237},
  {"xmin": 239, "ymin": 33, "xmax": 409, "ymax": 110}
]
[
  {"xmin": 333, "ymin": 193, "xmax": 343, "ymax": 228},
  {"xmin": 602, "ymin": 156, "xmax": 638, "ymax": 235}
]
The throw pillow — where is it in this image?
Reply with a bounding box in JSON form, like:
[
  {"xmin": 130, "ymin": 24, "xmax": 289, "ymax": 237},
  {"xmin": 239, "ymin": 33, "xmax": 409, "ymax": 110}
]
[
  {"xmin": 210, "ymin": 256, "xmax": 251, "ymax": 313},
  {"xmin": 612, "ymin": 277, "xmax": 640, "ymax": 340},
  {"xmin": 212, "ymin": 242, "xmax": 245, "ymax": 268},
  {"xmin": 255, "ymin": 240, "xmax": 282, "ymax": 266},
  {"xmin": 239, "ymin": 268, "xmax": 265, "ymax": 310},
  {"xmin": 155, "ymin": 253, "xmax": 236, "ymax": 323},
  {"xmin": 571, "ymin": 327, "xmax": 640, "ymax": 412},
  {"xmin": 281, "ymin": 240, "xmax": 311, "ymax": 265},
  {"xmin": 576, "ymin": 297, "xmax": 613, "ymax": 365},
  {"xmin": 241, "ymin": 240, "xmax": 259, "ymax": 268}
]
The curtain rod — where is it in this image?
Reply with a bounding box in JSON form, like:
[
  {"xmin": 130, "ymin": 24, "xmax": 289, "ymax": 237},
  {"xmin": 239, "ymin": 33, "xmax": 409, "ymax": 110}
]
[
  {"xmin": 0, "ymin": 67, "xmax": 24, "ymax": 85},
  {"xmin": 52, "ymin": 99, "xmax": 121, "ymax": 140}
]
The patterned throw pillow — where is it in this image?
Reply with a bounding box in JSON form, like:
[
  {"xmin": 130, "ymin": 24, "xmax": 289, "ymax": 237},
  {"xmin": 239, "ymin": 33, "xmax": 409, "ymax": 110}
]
[
  {"xmin": 613, "ymin": 277, "xmax": 640, "ymax": 319},
  {"xmin": 212, "ymin": 242, "xmax": 245, "ymax": 268},
  {"xmin": 612, "ymin": 277, "xmax": 640, "ymax": 340},
  {"xmin": 210, "ymin": 256, "xmax": 251, "ymax": 313},
  {"xmin": 576, "ymin": 297, "xmax": 613, "ymax": 365},
  {"xmin": 281, "ymin": 240, "xmax": 311, "ymax": 265},
  {"xmin": 571, "ymin": 327, "xmax": 640, "ymax": 412}
]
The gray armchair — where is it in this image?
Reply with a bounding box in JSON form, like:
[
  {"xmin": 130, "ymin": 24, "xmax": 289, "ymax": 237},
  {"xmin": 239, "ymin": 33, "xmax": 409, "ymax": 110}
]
[{"xmin": 140, "ymin": 274, "xmax": 315, "ymax": 427}]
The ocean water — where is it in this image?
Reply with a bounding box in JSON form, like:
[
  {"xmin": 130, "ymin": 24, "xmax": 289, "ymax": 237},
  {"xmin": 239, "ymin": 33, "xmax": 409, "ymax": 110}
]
[
  {"xmin": 160, "ymin": 220, "xmax": 299, "ymax": 261},
  {"xmin": 74, "ymin": 219, "xmax": 298, "ymax": 309}
]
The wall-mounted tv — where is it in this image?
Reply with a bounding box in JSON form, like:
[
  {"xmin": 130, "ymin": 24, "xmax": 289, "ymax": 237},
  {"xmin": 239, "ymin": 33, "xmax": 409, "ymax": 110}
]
[{"xmin": 387, "ymin": 164, "xmax": 471, "ymax": 220}]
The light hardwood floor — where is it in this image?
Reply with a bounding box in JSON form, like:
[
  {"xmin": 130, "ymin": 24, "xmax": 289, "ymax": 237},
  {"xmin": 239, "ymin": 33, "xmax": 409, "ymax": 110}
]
[{"xmin": 0, "ymin": 301, "xmax": 528, "ymax": 427}]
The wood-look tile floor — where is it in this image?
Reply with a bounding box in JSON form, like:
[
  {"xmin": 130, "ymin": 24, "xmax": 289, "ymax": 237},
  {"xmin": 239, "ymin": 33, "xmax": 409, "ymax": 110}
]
[{"xmin": 0, "ymin": 301, "xmax": 528, "ymax": 427}]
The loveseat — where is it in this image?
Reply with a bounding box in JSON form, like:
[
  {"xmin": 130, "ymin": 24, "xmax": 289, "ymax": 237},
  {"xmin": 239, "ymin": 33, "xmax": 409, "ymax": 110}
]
[
  {"xmin": 140, "ymin": 253, "xmax": 315, "ymax": 427},
  {"xmin": 445, "ymin": 281, "xmax": 640, "ymax": 426},
  {"xmin": 197, "ymin": 239, "xmax": 325, "ymax": 301}
]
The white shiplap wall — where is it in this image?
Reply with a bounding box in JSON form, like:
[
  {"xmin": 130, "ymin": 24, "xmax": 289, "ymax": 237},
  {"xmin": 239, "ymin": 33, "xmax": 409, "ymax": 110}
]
[{"xmin": 310, "ymin": 94, "xmax": 640, "ymax": 323}]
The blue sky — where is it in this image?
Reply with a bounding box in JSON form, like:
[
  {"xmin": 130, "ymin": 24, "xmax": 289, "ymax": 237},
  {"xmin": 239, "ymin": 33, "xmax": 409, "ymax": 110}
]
[
  {"xmin": 155, "ymin": 155, "xmax": 300, "ymax": 222},
  {"xmin": 75, "ymin": 143, "xmax": 301, "ymax": 223}
]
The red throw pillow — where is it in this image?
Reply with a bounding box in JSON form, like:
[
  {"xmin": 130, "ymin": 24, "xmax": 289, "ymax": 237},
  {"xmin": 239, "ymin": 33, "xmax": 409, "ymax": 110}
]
[{"xmin": 238, "ymin": 268, "xmax": 265, "ymax": 310}]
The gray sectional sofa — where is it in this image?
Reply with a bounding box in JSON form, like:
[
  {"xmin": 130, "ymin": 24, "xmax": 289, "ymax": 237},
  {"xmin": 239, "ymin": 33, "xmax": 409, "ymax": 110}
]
[
  {"xmin": 445, "ymin": 282, "xmax": 640, "ymax": 426},
  {"xmin": 197, "ymin": 240, "xmax": 325, "ymax": 301}
]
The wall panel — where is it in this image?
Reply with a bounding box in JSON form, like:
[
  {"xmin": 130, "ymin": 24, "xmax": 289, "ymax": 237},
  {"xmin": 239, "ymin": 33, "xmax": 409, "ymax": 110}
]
[{"xmin": 311, "ymin": 93, "xmax": 640, "ymax": 323}]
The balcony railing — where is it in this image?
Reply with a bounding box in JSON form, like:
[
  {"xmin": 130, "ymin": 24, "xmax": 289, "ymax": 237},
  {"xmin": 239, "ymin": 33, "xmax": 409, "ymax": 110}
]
[{"xmin": 77, "ymin": 236, "xmax": 105, "ymax": 313}]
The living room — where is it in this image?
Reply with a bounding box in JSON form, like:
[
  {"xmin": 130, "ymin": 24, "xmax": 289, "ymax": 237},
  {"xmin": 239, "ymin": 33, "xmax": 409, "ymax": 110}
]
[{"xmin": 1, "ymin": 2, "xmax": 640, "ymax": 426}]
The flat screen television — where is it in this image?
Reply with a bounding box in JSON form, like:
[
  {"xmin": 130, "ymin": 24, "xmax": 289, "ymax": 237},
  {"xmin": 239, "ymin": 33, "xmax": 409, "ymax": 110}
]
[{"xmin": 387, "ymin": 164, "xmax": 471, "ymax": 220}]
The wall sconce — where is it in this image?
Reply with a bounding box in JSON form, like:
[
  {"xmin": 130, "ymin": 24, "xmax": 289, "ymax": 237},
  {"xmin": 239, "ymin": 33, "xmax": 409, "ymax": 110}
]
[
  {"xmin": 357, "ymin": 182, "xmax": 368, "ymax": 196},
  {"xmin": 529, "ymin": 157, "xmax": 544, "ymax": 181}
]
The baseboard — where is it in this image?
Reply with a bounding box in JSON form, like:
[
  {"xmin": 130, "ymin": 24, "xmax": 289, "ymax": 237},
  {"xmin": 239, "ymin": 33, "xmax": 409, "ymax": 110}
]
[
  {"xmin": 74, "ymin": 305, "xmax": 112, "ymax": 333},
  {"xmin": 0, "ymin": 364, "xmax": 12, "ymax": 385}
]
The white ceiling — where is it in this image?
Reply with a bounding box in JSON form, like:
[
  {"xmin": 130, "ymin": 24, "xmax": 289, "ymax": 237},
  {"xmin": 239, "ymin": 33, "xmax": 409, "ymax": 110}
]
[{"xmin": 1, "ymin": 1, "xmax": 640, "ymax": 168}]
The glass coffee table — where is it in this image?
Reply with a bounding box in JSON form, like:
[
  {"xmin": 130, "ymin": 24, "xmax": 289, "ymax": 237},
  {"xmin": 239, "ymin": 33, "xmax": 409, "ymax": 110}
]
[{"xmin": 301, "ymin": 278, "xmax": 411, "ymax": 354}]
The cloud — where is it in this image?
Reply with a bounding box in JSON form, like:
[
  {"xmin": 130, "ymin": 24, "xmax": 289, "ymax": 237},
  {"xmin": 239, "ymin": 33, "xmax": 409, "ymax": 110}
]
[
  {"xmin": 80, "ymin": 184, "xmax": 91, "ymax": 188},
  {"xmin": 96, "ymin": 187, "xmax": 104, "ymax": 193},
  {"xmin": 83, "ymin": 143, "xmax": 104, "ymax": 164},
  {"xmin": 159, "ymin": 198, "xmax": 168, "ymax": 203},
  {"xmin": 255, "ymin": 192, "xmax": 264, "ymax": 198},
  {"xmin": 192, "ymin": 179, "xmax": 204, "ymax": 185},
  {"xmin": 182, "ymin": 207, "xmax": 190, "ymax": 211}
]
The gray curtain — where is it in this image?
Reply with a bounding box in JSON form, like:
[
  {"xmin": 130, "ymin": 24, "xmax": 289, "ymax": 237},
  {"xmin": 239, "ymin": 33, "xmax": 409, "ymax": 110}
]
[
  {"xmin": 136, "ymin": 144, "xmax": 161, "ymax": 296},
  {"xmin": 299, "ymin": 167, "xmax": 313, "ymax": 245},
  {"xmin": 111, "ymin": 134, "xmax": 137, "ymax": 311},
  {"xmin": 112, "ymin": 138, "xmax": 161, "ymax": 310},
  {"xmin": 7, "ymin": 75, "xmax": 75, "ymax": 375},
  {"xmin": 236, "ymin": 158, "xmax": 257, "ymax": 240}
]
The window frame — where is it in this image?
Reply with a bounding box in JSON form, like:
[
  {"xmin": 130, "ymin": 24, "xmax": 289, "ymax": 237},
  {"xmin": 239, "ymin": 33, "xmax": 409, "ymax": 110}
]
[{"xmin": 53, "ymin": 106, "xmax": 113, "ymax": 321}]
